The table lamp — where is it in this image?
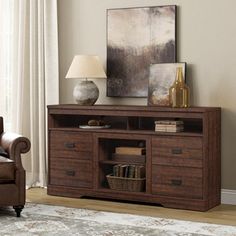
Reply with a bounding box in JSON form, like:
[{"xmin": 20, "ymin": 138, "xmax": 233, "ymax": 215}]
[{"xmin": 65, "ymin": 55, "xmax": 107, "ymax": 105}]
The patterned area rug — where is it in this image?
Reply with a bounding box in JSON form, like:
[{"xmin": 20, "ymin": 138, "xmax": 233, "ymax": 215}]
[{"xmin": 0, "ymin": 203, "xmax": 236, "ymax": 236}]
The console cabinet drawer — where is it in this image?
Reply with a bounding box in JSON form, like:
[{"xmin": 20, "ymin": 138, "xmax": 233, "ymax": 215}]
[
  {"xmin": 50, "ymin": 131, "xmax": 92, "ymax": 160},
  {"xmin": 50, "ymin": 158, "xmax": 93, "ymax": 188},
  {"xmin": 152, "ymin": 136, "xmax": 202, "ymax": 149},
  {"xmin": 152, "ymin": 137, "xmax": 203, "ymax": 168},
  {"xmin": 152, "ymin": 165, "xmax": 203, "ymax": 199}
]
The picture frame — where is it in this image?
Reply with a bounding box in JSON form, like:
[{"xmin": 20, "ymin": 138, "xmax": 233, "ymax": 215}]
[
  {"xmin": 106, "ymin": 5, "xmax": 177, "ymax": 97},
  {"xmin": 148, "ymin": 62, "xmax": 186, "ymax": 106}
]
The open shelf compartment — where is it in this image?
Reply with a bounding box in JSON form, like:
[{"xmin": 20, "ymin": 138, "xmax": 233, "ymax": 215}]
[
  {"xmin": 49, "ymin": 113, "xmax": 203, "ymax": 135},
  {"xmin": 97, "ymin": 137, "xmax": 146, "ymax": 192}
]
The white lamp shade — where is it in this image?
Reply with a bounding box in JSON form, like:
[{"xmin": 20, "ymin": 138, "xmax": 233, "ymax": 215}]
[{"xmin": 65, "ymin": 55, "xmax": 107, "ymax": 79}]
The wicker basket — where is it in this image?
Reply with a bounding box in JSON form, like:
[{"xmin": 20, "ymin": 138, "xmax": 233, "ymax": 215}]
[{"xmin": 106, "ymin": 174, "xmax": 145, "ymax": 192}]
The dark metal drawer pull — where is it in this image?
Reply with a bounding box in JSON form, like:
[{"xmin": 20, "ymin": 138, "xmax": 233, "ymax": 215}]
[
  {"xmin": 65, "ymin": 170, "xmax": 76, "ymax": 176},
  {"xmin": 172, "ymin": 148, "xmax": 182, "ymax": 155},
  {"xmin": 64, "ymin": 142, "xmax": 76, "ymax": 149},
  {"xmin": 171, "ymin": 179, "xmax": 182, "ymax": 186}
]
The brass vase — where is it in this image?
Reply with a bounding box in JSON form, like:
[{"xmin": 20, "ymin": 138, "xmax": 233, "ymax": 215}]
[{"xmin": 169, "ymin": 67, "xmax": 190, "ymax": 108}]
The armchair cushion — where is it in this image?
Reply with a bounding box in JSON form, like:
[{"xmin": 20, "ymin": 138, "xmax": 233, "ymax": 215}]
[{"xmin": 0, "ymin": 156, "xmax": 15, "ymax": 183}]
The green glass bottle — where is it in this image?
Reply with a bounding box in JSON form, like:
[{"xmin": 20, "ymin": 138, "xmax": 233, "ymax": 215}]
[{"xmin": 169, "ymin": 67, "xmax": 190, "ymax": 108}]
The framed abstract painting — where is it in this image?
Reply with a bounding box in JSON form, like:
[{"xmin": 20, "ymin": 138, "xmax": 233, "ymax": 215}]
[{"xmin": 107, "ymin": 5, "xmax": 177, "ymax": 97}]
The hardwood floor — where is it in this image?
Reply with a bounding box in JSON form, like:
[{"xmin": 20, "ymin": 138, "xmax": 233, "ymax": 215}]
[{"xmin": 26, "ymin": 188, "xmax": 236, "ymax": 226}]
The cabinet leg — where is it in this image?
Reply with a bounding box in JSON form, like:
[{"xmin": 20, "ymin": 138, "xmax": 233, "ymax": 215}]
[{"xmin": 13, "ymin": 205, "xmax": 24, "ymax": 217}]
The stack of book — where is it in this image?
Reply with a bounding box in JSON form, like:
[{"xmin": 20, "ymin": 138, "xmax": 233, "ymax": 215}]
[
  {"xmin": 112, "ymin": 164, "xmax": 145, "ymax": 178},
  {"xmin": 155, "ymin": 120, "xmax": 184, "ymax": 132}
]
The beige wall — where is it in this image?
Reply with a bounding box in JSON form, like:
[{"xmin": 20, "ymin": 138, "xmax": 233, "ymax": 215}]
[{"xmin": 58, "ymin": 0, "xmax": 236, "ymax": 190}]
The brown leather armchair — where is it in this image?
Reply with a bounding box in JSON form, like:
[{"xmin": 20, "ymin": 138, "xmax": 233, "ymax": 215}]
[{"xmin": 0, "ymin": 117, "xmax": 30, "ymax": 217}]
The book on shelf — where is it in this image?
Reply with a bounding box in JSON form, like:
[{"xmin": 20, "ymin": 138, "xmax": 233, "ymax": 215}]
[
  {"xmin": 113, "ymin": 164, "xmax": 120, "ymax": 177},
  {"xmin": 115, "ymin": 147, "xmax": 146, "ymax": 155},
  {"xmin": 155, "ymin": 120, "xmax": 184, "ymax": 125},
  {"xmin": 134, "ymin": 165, "xmax": 145, "ymax": 178},
  {"xmin": 124, "ymin": 165, "xmax": 130, "ymax": 178},
  {"xmin": 128, "ymin": 165, "xmax": 135, "ymax": 178},
  {"xmin": 119, "ymin": 164, "xmax": 128, "ymax": 177},
  {"xmin": 155, "ymin": 124, "xmax": 184, "ymax": 128}
]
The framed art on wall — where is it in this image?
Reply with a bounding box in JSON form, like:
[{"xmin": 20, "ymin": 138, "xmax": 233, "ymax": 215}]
[
  {"xmin": 107, "ymin": 5, "xmax": 177, "ymax": 97},
  {"xmin": 148, "ymin": 63, "xmax": 186, "ymax": 106}
]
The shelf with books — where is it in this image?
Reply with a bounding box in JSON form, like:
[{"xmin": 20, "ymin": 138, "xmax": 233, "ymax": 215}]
[
  {"xmin": 112, "ymin": 164, "xmax": 145, "ymax": 178},
  {"xmin": 97, "ymin": 136, "xmax": 147, "ymax": 192}
]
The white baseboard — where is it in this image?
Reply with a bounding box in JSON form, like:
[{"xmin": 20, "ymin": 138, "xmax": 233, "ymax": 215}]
[{"xmin": 221, "ymin": 189, "xmax": 236, "ymax": 205}]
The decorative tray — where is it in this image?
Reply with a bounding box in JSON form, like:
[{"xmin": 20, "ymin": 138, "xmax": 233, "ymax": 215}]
[{"xmin": 79, "ymin": 125, "xmax": 111, "ymax": 129}]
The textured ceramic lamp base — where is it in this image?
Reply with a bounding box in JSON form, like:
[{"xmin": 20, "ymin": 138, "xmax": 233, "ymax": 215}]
[{"xmin": 73, "ymin": 80, "xmax": 99, "ymax": 105}]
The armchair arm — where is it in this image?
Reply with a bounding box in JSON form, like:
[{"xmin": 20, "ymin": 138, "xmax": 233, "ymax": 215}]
[{"xmin": 0, "ymin": 132, "xmax": 31, "ymax": 170}]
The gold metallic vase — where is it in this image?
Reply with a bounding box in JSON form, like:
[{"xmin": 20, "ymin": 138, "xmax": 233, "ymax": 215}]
[{"xmin": 169, "ymin": 67, "xmax": 190, "ymax": 108}]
